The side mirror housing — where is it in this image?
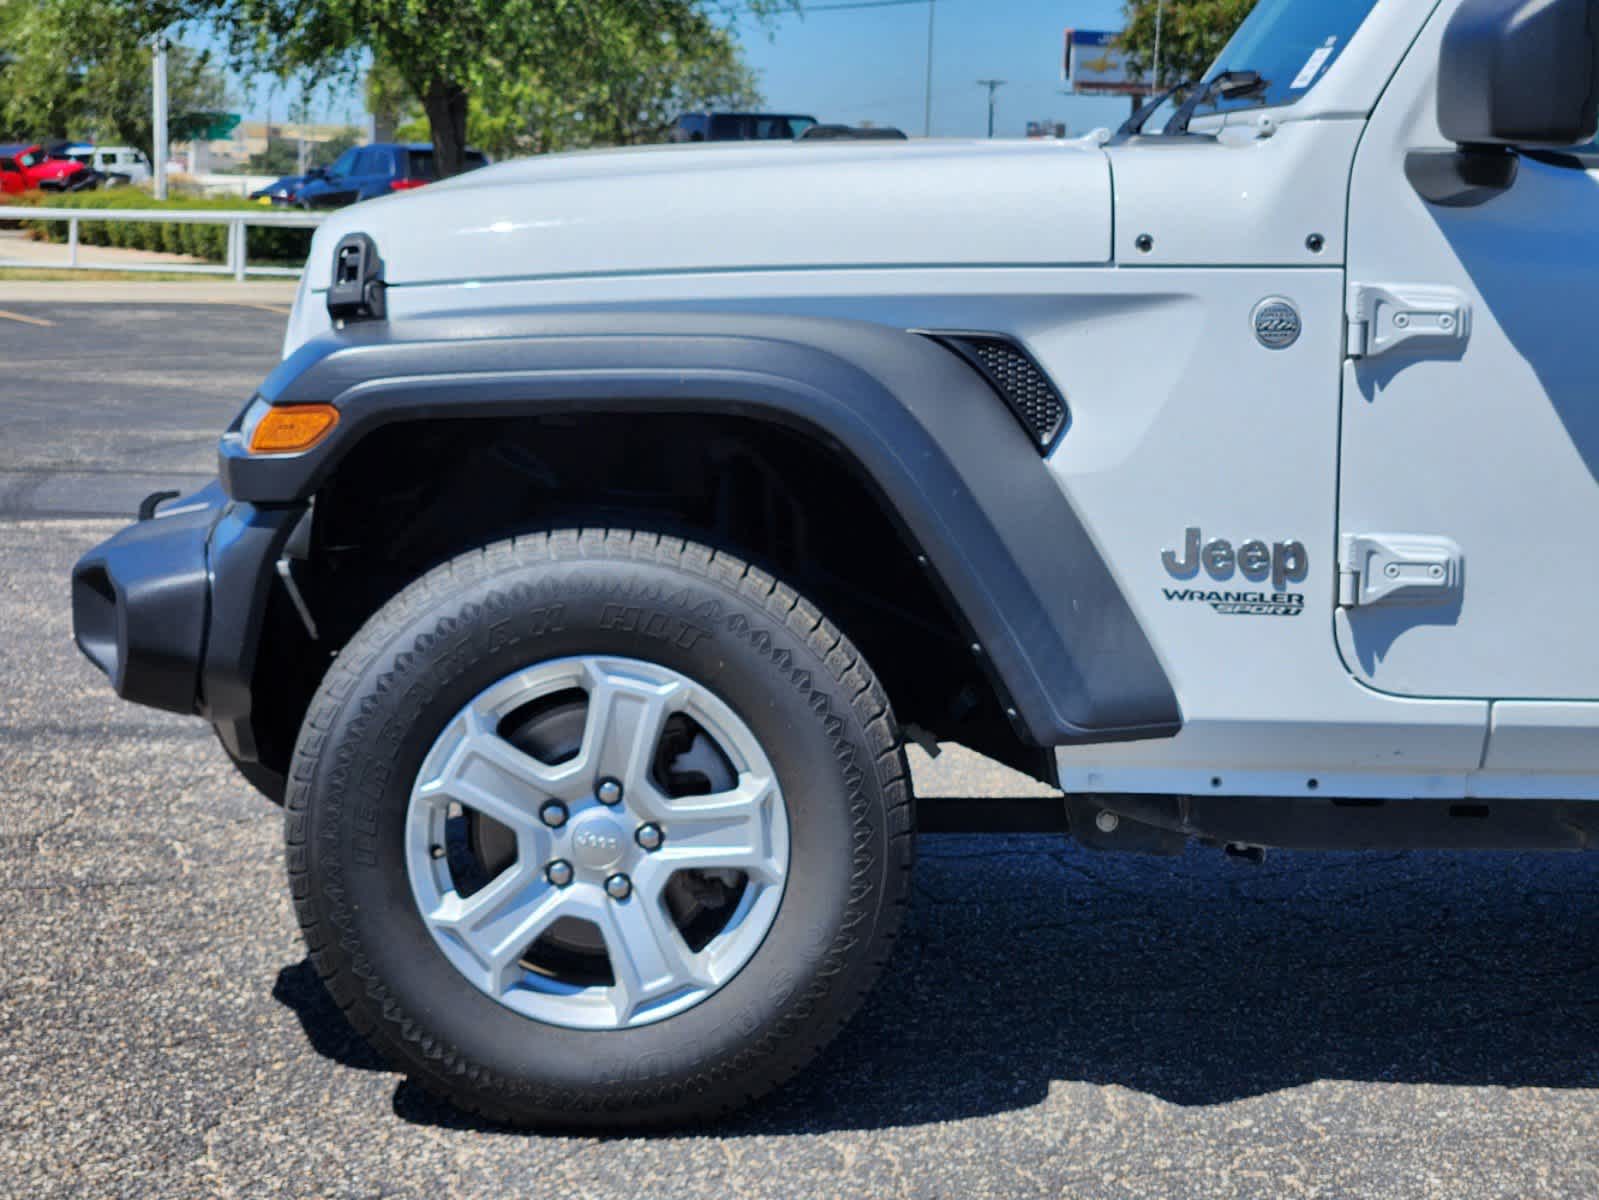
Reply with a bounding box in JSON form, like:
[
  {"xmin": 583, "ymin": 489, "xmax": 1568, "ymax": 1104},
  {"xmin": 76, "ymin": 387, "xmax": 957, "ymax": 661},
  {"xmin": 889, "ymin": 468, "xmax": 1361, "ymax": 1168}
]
[{"xmin": 1439, "ymin": 0, "xmax": 1599, "ymax": 147}]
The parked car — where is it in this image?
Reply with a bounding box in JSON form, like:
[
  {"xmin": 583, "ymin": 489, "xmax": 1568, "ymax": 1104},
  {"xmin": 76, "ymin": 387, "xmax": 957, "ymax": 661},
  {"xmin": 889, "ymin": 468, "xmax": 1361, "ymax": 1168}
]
[
  {"xmin": 292, "ymin": 143, "xmax": 489, "ymax": 209},
  {"xmin": 68, "ymin": 0, "xmax": 1595, "ymax": 1132},
  {"xmin": 62, "ymin": 144, "xmax": 151, "ymax": 186},
  {"xmin": 797, "ymin": 124, "xmax": 909, "ymax": 141},
  {"xmin": 0, "ymin": 143, "xmax": 96, "ymax": 193},
  {"xmin": 250, "ymin": 173, "xmax": 313, "ymax": 205},
  {"xmin": 670, "ymin": 111, "xmax": 819, "ymax": 142}
]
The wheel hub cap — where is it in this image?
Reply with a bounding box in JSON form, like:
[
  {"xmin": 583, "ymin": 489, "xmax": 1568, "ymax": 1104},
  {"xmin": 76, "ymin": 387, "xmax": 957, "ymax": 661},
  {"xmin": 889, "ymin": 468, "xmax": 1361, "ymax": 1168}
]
[{"xmin": 568, "ymin": 809, "xmax": 628, "ymax": 873}]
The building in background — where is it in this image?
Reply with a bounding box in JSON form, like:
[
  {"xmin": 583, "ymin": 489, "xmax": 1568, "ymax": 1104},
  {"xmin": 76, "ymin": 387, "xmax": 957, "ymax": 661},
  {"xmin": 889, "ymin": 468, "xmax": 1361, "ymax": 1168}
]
[{"xmin": 173, "ymin": 121, "xmax": 363, "ymax": 173}]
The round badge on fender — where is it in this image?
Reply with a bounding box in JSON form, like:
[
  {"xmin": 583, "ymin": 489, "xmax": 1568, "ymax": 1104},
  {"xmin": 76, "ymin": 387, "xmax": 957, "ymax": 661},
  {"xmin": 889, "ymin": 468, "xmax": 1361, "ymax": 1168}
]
[{"xmin": 1252, "ymin": 297, "xmax": 1302, "ymax": 350}]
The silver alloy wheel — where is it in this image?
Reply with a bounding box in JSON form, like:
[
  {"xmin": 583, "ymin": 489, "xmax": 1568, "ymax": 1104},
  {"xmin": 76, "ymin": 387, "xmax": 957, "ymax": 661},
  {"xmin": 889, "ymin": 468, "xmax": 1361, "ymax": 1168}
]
[{"xmin": 405, "ymin": 656, "xmax": 790, "ymax": 1031}]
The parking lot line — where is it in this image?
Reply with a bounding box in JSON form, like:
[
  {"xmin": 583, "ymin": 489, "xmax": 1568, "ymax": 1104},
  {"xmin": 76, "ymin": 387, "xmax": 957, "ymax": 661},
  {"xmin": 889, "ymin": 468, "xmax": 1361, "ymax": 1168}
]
[
  {"xmin": 0, "ymin": 308, "xmax": 56, "ymax": 327},
  {"xmin": 231, "ymin": 302, "xmax": 293, "ymax": 316}
]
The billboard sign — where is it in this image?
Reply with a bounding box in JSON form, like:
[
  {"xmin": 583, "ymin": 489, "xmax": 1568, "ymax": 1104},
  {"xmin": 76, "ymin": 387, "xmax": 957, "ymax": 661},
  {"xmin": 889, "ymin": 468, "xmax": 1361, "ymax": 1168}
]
[{"xmin": 1064, "ymin": 30, "xmax": 1152, "ymax": 97}]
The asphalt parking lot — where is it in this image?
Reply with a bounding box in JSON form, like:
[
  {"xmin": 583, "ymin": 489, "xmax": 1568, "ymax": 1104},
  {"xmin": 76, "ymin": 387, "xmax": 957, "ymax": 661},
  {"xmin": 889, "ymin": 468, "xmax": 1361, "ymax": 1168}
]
[{"xmin": 6, "ymin": 302, "xmax": 1599, "ymax": 1198}]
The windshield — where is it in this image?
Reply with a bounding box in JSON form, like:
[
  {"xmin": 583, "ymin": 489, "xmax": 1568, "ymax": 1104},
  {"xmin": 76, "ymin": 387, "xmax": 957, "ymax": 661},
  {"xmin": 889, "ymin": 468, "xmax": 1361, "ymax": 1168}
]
[
  {"xmin": 1191, "ymin": 0, "xmax": 1382, "ymax": 118},
  {"xmin": 18, "ymin": 149, "xmax": 45, "ymax": 168}
]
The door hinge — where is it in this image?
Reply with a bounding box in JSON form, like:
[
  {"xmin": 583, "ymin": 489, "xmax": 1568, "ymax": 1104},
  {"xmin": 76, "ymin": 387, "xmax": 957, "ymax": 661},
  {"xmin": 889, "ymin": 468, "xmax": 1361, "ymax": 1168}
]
[
  {"xmin": 1346, "ymin": 283, "xmax": 1470, "ymax": 359},
  {"xmin": 1338, "ymin": 533, "xmax": 1465, "ymax": 608}
]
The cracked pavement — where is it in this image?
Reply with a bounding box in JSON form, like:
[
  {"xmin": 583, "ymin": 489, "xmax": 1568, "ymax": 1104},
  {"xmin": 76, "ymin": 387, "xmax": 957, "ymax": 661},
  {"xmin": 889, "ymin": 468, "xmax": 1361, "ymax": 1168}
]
[{"xmin": 4, "ymin": 305, "xmax": 1599, "ymax": 1198}]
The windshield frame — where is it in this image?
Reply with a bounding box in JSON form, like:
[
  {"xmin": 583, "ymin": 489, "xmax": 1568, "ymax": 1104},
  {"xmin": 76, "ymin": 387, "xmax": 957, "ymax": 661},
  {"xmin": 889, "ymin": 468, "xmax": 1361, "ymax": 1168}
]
[{"xmin": 1159, "ymin": 0, "xmax": 1386, "ymax": 127}]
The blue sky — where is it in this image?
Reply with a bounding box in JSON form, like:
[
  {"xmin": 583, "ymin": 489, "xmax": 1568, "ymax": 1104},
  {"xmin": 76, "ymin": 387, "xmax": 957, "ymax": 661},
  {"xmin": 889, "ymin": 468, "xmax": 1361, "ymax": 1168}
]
[
  {"xmin": 731, "ymin": 1, "xmax": 1135, "ymax": 138},
  {"xmin": 227, "ymin": 1, "xmax": 1139, "ymax": 140}
]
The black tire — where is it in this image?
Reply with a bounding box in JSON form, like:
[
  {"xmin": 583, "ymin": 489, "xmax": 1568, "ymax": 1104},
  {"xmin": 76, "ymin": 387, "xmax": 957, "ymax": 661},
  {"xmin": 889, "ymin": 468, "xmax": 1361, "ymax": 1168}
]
[{"xmin": 285, "ymin": 529, "xmax": 914, "ymax": 1128}]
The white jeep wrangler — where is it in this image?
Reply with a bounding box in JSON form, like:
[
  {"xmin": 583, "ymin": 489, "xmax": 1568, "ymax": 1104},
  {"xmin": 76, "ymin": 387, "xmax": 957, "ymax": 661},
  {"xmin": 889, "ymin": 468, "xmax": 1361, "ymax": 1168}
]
[{"xmin": 71, "ymin": 0, "xmax": 1599, "ymax": 1127}]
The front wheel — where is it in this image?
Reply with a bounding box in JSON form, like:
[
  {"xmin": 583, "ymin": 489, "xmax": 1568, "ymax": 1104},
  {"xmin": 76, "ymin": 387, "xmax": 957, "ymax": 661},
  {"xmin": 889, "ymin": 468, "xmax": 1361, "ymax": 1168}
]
[{"xmin": 286, "ymin": 530, "xmax": 913, "ymax": 1127}]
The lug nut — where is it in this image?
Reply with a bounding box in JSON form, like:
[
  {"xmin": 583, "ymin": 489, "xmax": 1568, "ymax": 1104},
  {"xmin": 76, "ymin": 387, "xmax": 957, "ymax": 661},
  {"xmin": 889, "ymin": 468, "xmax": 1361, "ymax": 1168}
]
[
  {"xmin": 605, "ymin": 874, "xmax": 633, "ymax": 900},
  {"xmin": 635, "ymin": 823, "xmax": 664, "ymax": 852},
  {"xmin": 596, "ymin": 778, "xmax": 624, "ymax": 806},
  {"xmin": 540, "ymin": 800, "xmax": 569, "ymax": 828},
  {"xmin": 546, "ymin": 860, "xmax": 574, "ymax": 888}
]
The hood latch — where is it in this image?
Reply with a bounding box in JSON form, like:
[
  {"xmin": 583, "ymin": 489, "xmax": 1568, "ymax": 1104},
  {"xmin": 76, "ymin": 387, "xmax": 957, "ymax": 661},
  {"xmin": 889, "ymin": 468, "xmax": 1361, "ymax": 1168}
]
[{"xmin": 326, "ymin": 232, "xmax": 387, "ymax": 324}]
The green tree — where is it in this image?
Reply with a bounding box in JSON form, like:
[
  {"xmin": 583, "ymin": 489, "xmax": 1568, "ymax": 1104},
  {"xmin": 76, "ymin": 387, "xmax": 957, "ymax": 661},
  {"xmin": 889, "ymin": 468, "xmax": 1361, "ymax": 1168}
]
[
  {"xmin": 176, "ymin": 0, "xmax": 787, "ymax": 176},
  {"xmin": 310, "ymin": 127, "xmax": 362, "ymax": 165},
  {"xmin": 1120, "ymin": 0, "xmax": 1258, "ymax": 88},
  {"xmin": 458, "ymin": 17, "xmax": 762, "ymax": 157},
  {"xmin": 365, "ymin": 52, "xmax": 421, "ymax": 142},
  {"xmin": 0, "ymin": 0, "xmax": 229, "ymax": 156}
]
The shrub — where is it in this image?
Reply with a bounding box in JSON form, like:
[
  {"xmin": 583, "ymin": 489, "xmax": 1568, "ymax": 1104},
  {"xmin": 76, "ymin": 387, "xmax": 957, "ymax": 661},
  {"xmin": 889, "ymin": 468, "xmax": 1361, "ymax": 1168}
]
[{"xmin": 11, "ymin": 188, "xmax": 314, "ymax": 267}]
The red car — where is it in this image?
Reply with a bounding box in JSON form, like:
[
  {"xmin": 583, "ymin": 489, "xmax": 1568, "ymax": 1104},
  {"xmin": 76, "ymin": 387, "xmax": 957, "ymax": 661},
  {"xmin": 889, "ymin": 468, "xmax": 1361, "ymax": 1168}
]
[{"xmin": 0, "ymin": 143, "xmax": 95, "ymax": 194}]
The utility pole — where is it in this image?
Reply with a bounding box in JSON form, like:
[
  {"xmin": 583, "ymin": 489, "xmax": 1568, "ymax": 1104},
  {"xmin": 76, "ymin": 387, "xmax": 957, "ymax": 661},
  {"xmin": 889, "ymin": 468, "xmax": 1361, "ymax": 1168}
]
[
  {"xmin": 923, "ymin": 0, "xmax": 937, "ymax": 137},
  {"xmin": 1153, "ymin": 0, "xmax": 1166, "ymax": 89},
  {"xmin": 151, "ymin": 34, "xmax": 169, "ymax": 199},
  {"xmin": 977, "ymin": 79, "xmax": 1006, "ymax": 139}
]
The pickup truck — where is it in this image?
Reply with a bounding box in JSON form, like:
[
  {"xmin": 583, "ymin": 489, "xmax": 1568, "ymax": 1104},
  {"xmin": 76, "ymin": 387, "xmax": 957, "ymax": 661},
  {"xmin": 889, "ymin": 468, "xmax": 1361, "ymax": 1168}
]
[
  {"xmin": 0, "ymin": 143, "xmax": 95, "ymax": 193},
  {"xmin": 70, "ymin": 0, "xmax": 1599, "ymax": 1128}
]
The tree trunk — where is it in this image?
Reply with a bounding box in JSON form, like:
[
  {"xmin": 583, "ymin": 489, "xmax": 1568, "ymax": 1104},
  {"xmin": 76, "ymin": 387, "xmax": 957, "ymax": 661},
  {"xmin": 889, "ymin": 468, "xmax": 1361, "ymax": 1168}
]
[{"xmin": 421, "ymin": 82, "xmax": 470, "ymax": 177}]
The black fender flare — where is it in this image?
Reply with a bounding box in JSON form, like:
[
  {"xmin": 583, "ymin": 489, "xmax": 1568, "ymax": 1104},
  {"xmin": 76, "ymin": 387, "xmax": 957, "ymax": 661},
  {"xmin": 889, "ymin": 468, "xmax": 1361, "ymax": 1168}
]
[{"xmin": 223, "ymin": 311, "xmax": 1179, "ymax": 746}]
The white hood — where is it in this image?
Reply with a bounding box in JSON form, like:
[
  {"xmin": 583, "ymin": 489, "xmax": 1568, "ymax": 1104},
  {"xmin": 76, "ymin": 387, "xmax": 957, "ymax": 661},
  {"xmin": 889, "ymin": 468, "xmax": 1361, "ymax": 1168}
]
[{"xmin": 301, "ymin": 139, "xmax": 1112, "ymax": 293}]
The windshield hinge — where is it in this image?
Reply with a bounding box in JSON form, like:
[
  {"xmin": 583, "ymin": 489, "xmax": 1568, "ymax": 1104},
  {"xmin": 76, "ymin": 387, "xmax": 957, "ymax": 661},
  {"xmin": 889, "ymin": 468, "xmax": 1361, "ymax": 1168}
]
[{"xmin": 1346, "ymin": 283, "xmax": 1470, "ymax": 360}]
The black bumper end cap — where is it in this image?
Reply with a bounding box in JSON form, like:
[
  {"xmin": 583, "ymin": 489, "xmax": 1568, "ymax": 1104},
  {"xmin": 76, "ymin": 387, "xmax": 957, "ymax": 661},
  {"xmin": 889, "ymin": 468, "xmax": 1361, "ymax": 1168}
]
[{"xmin": 71, "ymin": 488, "xmax": 222, "ymax": 715}]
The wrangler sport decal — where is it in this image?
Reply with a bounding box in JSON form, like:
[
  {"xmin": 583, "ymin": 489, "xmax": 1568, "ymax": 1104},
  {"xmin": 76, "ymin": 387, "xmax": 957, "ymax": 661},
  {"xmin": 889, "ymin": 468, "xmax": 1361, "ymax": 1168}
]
[{"xmin": 1161, "ymin": 527, "xmax": 1309, "ymax": 617}]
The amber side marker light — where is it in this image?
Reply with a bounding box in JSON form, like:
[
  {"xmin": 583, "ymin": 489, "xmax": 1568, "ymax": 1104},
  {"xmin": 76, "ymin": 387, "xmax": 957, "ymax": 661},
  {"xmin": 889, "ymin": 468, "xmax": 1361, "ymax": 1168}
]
[{"xmin": 248, "ymin": 404, "xmax": 340, "ymax": 454}]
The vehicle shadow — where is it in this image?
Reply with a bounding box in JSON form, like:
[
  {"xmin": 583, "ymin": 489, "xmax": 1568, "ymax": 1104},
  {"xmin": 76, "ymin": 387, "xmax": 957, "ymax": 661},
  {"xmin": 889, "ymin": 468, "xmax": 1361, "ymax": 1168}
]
[
  {"xmin": 273, "ymin": 836, "xmax": 1599, "ymax": 1134},
  {"xmin": 271, "ymin": 960, "xmax": 390, "ymax": 1073}
]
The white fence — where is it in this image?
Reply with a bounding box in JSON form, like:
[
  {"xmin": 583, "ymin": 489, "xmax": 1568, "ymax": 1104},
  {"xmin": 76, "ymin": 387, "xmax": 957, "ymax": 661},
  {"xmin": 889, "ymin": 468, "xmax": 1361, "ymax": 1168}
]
[{"xmin": 0, "ymin": 205, "xmax": 326, "ymax": 280}]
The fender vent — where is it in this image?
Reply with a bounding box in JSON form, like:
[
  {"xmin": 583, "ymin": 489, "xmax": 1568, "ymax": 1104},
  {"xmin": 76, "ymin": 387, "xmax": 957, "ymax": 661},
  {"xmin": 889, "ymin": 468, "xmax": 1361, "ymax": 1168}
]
[{"xmin": 926, "ymin": 333, "xmax": 1069, "ymax": 451}]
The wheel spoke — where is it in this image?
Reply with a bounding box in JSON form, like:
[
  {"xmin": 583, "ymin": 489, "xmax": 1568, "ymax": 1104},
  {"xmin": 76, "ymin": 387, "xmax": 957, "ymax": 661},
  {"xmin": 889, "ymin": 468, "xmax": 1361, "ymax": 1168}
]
[
  {"xmin": 576, "ymin": 663, "xmax": 684, "ymax": 794},
  {"xmin": 431, "ymin": 865, "xmax": 566, "ymax": 994},
  {"xmin": 594, "ymin": 884, "xmax": 707, "ymax": 1022},
  {"xmin": 418, "ymin": 710, "xmax": 583, "ymax": 830},
  {"xmin": 651, "ymin": 775, "xmax": 784, "ymax": 884}
]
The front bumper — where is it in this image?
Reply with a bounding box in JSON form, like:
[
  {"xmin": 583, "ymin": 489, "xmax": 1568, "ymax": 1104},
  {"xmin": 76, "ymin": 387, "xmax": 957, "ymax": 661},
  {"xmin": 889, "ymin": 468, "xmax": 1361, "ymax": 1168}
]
[{"xmin": 71, "ymin": 483, "xmax": 305, "ymax": 759}]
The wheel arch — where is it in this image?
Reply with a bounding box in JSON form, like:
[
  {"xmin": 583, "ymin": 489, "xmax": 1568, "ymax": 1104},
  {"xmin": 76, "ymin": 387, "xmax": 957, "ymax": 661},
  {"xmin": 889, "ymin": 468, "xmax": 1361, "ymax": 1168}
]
[{"xmin": 225, "ymin": 311, "xmax": 1179, "ymax": 786}]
